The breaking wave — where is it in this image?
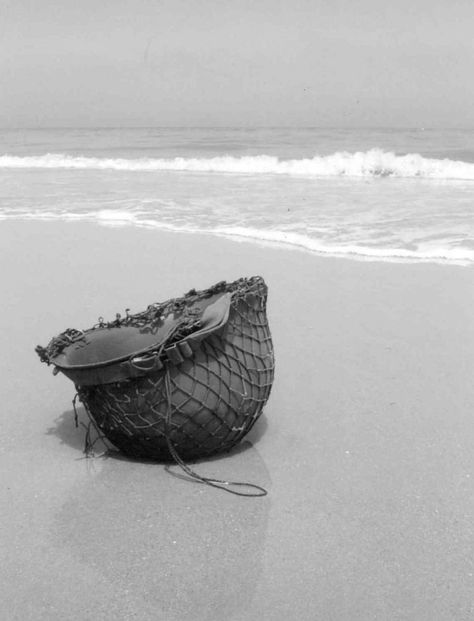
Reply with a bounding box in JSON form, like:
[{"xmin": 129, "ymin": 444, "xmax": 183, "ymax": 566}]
[{"xmin": 1, "ymin": 149, "xmax": 474, "ymax": 180}]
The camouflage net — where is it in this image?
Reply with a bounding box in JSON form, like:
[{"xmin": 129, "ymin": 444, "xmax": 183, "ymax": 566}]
[{"xmin": 37, "ymin": 276, "xmax": 274, "ymax": 496}]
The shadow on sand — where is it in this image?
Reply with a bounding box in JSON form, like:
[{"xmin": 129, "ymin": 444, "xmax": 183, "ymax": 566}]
[{"xmin": 50, "ymin": 406, "xmax": 271, "ymax": 621}]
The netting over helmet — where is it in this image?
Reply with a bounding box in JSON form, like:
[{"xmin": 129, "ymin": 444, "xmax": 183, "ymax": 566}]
[{"xmin": 37, "ymin": 276, "xmax": 274, "ymax": 463}]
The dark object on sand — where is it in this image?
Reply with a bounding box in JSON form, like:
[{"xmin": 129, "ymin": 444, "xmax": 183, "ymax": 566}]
[{"xmin": 36, "ymin": 276, "xmax": 274, "ymax": 466}]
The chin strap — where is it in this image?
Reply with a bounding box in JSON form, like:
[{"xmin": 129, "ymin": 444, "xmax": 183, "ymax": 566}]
[{"xmin": 72, "ymin": 381, "xmax": 268, "ymax": 498}]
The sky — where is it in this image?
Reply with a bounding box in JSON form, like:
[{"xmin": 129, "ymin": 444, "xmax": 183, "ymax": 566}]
[{"xmin": 1, "ymin": 0, "xmax": 473, "ymax": 128}]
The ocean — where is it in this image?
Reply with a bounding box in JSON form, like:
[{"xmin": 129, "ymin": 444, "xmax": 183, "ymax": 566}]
[{"xmin": 1, "ymin": 127, "xmax": 473, "ymax": 266}]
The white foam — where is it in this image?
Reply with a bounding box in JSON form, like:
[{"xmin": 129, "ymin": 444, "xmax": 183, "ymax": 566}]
[
  {"xmin": 210, "ymin": 226, "xmax": 474, "ymax": 265},
  {"xmin": 2, "ymin": 210, "xmax": 471, "ymax": 266},
  {"xmin": 95, "ymin": 210, "xmax": 138, "ymax": 227},
  {"xmin": 2, "ymin": 149, "xmax": 474, "ymax": 180}
]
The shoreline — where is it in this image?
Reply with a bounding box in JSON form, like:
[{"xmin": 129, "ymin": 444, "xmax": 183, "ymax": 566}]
[
  {"xmin": 1, "ymin": 215, "xmax": 472, "ymax": 268},
  {"xmin": 2, "ymin": 220, "xmax": 474, "ymax": 620}
]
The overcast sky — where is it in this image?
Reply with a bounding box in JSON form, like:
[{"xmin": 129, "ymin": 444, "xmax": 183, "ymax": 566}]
[{"xmin": 1, "ymin": 0, "xmax": 473, "ymax": 128}]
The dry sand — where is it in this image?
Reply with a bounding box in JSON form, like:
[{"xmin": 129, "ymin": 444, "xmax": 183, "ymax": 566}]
[{"xmin": 1, "ymin": 221, "xmax": 474, "ymax": 620}]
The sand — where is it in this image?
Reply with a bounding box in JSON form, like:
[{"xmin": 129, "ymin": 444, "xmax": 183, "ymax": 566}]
[{"xmin": 1, "ymin": 220, "xmax": 474, "ymax": 620}]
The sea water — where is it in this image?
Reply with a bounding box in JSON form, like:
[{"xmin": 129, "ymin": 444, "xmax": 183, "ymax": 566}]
[{"xmin": 1, "ymin": 127, "xmax": 473, "ymax": 265}]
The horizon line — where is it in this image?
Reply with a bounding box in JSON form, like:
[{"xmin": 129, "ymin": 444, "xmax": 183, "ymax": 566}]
[{"xmin": 1, "ymin": 125, "xmax": 473, "ymax": 131}]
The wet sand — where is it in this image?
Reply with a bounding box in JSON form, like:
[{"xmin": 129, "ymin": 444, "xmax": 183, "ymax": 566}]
[{"xmin": 1, "ymin": 220, "xmax": 474, "ymax": 620}]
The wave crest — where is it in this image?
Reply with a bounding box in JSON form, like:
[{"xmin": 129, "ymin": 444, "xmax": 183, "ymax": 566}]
[{"xmin": 1, "ymin": 149, "xmax": 474, "ymax": 180}]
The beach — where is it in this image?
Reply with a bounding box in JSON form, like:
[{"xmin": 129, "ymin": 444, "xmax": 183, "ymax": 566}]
[{"xmin": 1, "ymin": 219, "xmax": 474, "ymax": 620}]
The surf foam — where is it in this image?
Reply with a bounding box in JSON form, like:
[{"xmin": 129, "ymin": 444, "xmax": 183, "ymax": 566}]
[
  {"xmin": 1, "ymin": 209, "xmax": 472, "ymax": 266},
  {"xmin": 2, "ymin": 149, "xmax": 474, "ymax": 180}
]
